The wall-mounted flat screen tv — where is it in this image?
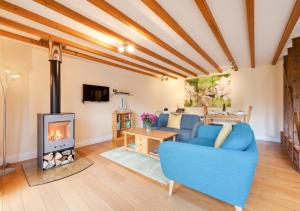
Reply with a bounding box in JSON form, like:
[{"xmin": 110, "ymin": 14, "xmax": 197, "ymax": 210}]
[{"xmin": 82, "ymin": 84, "xmax": 109, "ymax": 103}]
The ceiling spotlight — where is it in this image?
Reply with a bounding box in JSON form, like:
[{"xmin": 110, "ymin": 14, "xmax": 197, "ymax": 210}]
[
  {"xmin": 5, "ymin": 69, "xmax": 10, "ymax": 73},
  {"xmin": 118, "ymin": 46, "xmax": 125, "ymax": 53},
  {"xmin": 126, "ymin": 44, "xmax": 134, "ymax": 53},
  {"xmin": 11, "ymin": 73, "xmax": 21, "ymax": 79},
  {"xmin": 118, "ymin": 43, "xmax": 134, "ymax": 54},
  {"xmin": 160, "ymin": 75, "xmax": 169, "ymax": 81}
]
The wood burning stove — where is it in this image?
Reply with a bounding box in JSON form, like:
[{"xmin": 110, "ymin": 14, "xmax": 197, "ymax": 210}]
[
  {"xmin": 37, "ymin": 41, "xmax": 75, "ymax": 170},
  {"xmin": 37, "ymin": 113, "xmax": 75, "ymax": 169}
]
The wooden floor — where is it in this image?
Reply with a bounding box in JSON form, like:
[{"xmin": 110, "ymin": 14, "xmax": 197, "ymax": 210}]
[{"xmin": 1, "ymin": 140, "xmax": 300, "ymax": 211}]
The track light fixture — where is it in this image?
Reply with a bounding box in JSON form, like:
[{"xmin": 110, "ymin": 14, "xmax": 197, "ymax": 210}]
[
  {"xmin": 160, "ymin": 75, "xmax": 169, "ymax": 81},
  {"xmin": 230, "ymin": 61, "xmax": 237, "ymax": 71},
  {"xmin": 118, "ymin": 42, "xmax": 135, "ymax": 53}
]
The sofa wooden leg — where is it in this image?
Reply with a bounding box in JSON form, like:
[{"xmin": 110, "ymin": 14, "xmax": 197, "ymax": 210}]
[
  {"xmin": 168, "ymin": 180, "xmax": 174, "ymax": 196},
  {"xmin": 234, "ymin": 206, "xmax": 243, "ymax": 211}
]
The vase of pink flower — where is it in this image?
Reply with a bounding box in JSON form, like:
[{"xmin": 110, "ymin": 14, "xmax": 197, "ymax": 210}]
[{"xmin": 141, "ymin": 112, "xmax": 157, "ymax": 132}]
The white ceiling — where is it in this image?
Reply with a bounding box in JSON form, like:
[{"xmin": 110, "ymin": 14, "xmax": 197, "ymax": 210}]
[{"xmin": 0, "ymin": 0, "xmax": 299, "ymax": 77}]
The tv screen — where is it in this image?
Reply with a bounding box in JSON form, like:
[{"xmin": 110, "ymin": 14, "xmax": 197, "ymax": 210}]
[{"xmin": 82, "ymin": 84, "xmax": 109, "ymax": 103}]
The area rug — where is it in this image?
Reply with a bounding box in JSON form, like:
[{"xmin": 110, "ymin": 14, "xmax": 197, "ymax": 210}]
[{"xmin": 100, "ymin": 147, "xmax": 169, "ymax": 185}]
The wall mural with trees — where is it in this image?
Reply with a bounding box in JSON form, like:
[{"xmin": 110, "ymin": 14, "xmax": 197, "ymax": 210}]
[{"xmin": 184, "ymin": 73, "xmax": 231, "ymax": 107}]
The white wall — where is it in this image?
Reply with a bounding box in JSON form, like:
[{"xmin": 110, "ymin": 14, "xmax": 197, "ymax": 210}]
[
  {"xmin": 0, "ymin": 37, "xmax": 283, "ymax": 163},
  {"xmin": 231, "ymin": 65, "xmax": 283, "ymax": 141},
  {"xmin": 0, "ymin": 37, "xmax": 164, "ymax": 162},
  {"xmin": 160, "ymin": 65, "xmax": 283, "ymax": 142}
]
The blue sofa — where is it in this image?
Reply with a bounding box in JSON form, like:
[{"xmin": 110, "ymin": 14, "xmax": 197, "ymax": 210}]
[
  {"xmin": 159, "ymin": 123, "xmax": 258, "ymax": 209},
  {"xmin": 151, "ymin": 113, "xmax": 203, "ymax": 142}
]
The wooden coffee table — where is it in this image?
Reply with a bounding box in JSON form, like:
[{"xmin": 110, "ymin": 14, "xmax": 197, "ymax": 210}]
[{"xmin": 123, "ymin": 128, "xmax": 177, "ymax": 159}]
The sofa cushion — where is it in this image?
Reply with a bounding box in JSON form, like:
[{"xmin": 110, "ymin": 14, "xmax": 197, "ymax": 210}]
[
  {"xmin": 181, "ymin": 114, "xmax": 200, "ymax": 130},
  {"xmin": 189, "ymin": 137, "xmax": 216, "ymax": 147},
  {"xmin": 177, "ymin": 129, "xmax": 192, "ymax": 141},
  {"xmin": 214, "ymin": 124, "xmax": 232, "ymax": 148},
  {"xmin": 221, "ymin": 123, "xmax": 253, "ymax": 151},
  {"xmin": 167, "ymin": 113, "xmax": 182, "ymax": 129},
  {"xmin": 157, "ymin": 113, "xmax": 169, "ymax": 127},
  {"xmin": 197, "ymin": 125, "xmax": 222, "ymax": 141}
]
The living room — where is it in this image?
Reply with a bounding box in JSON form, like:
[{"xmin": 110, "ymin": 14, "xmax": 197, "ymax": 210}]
[{"xmin": 0, "ymin": 0, "xmax": 299, "ymax": 211}]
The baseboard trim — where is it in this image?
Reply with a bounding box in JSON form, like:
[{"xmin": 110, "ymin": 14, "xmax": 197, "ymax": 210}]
[
  {"xmin": 256, "ymin": 136, "xmax": 280, "ymax": 142},
  {"xmin": 2, "ymin": 134, "xmax": 113, "ymax": 164},
  {"xmin": 0, "ymin": 151, "xmax": 37, "ymax": 165}
]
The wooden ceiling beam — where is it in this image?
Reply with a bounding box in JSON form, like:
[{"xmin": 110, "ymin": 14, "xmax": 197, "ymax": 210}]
[
  {"xmin": 0, "ymin": 29, "xmax": 161, "ymax": 79},
  {"xmin": 63, "ymin": 49, "xmax": 161, "ymax": 79},
  {"xmin": 0, "ymin": 0, "xmax": 183, "ymax": 78},
  {"xmin": 142, "ymin": 0, "xmax": 222, "ymax": 73},
  {"xmin": 0, "ymin": 29, "xmax": 43, "ymax": 46},
  {"xmin": 246, "ymin": 0, "xmax": 255, "ymax": 68},
  {"xmin": 0, "ymin": 16, "xmax": 177, "ymax": 79},
  {"xmin": 63, "ymin": 49, "xmax": 162, "ymax": 78},
  {"xmin": 33, "ymin": 0, "xmax": 197, "ymax": 76},
  {"xmin": 272, "ymin": 0, "xmax": 300, "ymax": 65},
  {"xmin": 194, "ymin": 0, "xmax": 238, "ymax": 71},
  {"xmin": 87, "ymin": 0, "xmax": 209, "ymax": 75}
]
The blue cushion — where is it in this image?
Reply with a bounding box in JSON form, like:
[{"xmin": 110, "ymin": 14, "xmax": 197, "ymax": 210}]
[
  {"xmin": 177, "ymin": 129, "xmax": 192, "ymax": 141},
  {"xmin": 158, "ymin": 127, "xmax": 192, "ymax": 142},
  {"xmin": 157, "ymin": 114, "xmax": 169, "ymax": 127},
  {"xmin": 197, "ymin": 125, "xmax": 222, "ymax": 140},
  {"xmin": 221, "ymin": 123, "xmax": 254, "ymax": 151},
  {"xmin": 181, "ymin": 114, "xmax": 200, "ymax": 130},
  {"xmin": 157, "ymin": 127, "xmax": 173, "ymax": 132},
  {"xmin": 189, "ymin": 137, "xmax": 215, "ymax": 147}
]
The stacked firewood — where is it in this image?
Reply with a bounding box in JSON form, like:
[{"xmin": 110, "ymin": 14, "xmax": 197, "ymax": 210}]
[{"xmin": 43, "ymin": 149, "xmax": 75, "ymax": 170}]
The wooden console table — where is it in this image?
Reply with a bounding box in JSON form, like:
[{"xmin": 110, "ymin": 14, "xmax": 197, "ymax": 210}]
[
  {"xmin": 205, "ymin": 114, "xmax": 248, "ymax": 124},
  {"xmin": 204, "ymin": 106, "xmax": 252, "ymax": 124}
]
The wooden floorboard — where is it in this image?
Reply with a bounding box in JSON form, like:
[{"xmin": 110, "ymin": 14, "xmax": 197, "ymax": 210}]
[{"xmin": 1, "ymin": 140, "xmax": 300, "ymax": 211}]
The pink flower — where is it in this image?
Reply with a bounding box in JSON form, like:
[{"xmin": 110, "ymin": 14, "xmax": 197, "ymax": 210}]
[{"xmin": 140, "ymin": 112, "xmax": 157, "ymax": 124}]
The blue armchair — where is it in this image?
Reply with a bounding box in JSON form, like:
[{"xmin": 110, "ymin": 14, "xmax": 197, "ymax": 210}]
[{"xmin": 159, "ymin": 123, "xmax": 258, "ymax": 210}]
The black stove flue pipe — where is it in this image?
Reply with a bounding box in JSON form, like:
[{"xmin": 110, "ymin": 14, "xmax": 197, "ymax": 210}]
[{"xmin": 49, "ymin": 41, "xmax": 62, "ymax": 114}]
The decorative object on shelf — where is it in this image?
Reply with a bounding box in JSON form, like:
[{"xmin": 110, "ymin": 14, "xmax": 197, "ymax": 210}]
[
  {"xmin": 119, "ymin": 97, "xmax": 127, "ymax": 112},
  {"xmin": 112, "ymin": 111, "xmax": 134, "ymax": 141},
  {"xmin": 111, "ymin": 89, "xmax": 133, "ymax": 112},
  {"xmin": 0, "ymin": 65, "xmax": 21, "ymax": 176},
  {"xmin": 176, "ymin": 103, "xmax": 185, "ymax": 113},
  {"xmin": 141, "ymin": 113, "xmax": 158, "ymax": 132},
  {"xmin": 222, "ymin": 103, "xmax": 226, "ymax": 112},
  {"xmin": 118, "ymin": 42, "xmax": 135, "ymax": 53},
  {"xmin": 112, "ymin": 89, "xmax": 132, "ymax": 96},
  {"xmin": 176, "ymin": 108, "xmax": 185, "ymax": 113},
  {"xmin": 184, "ymin": 73, "xmax": 231, "ymax": 107}
]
